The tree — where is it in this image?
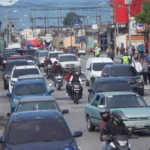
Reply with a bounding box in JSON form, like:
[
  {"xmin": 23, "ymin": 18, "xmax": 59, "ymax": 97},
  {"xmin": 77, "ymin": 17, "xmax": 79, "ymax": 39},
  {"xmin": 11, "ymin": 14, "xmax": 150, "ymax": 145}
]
[
  {"xmin": 135, "ymin": 2, "xmax": 150, "ymax": 25},
  {"xmin": 63, "ymin": 12, "xmax": 78, "ymax": 27}
]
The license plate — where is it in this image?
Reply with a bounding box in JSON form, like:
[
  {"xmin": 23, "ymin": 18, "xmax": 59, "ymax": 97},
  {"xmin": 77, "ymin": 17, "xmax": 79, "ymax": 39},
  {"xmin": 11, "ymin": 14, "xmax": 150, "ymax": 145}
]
[{"xmin": 135, "ymin": 124, "xmax": 144, "ymax": 129}]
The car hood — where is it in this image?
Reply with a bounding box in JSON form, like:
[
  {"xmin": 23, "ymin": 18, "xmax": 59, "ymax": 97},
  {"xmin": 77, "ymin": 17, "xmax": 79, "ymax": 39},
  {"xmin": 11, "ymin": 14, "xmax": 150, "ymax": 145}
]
[
  {"xmin": 6, "ymin": 139, "xmax": 75, "ymax": 150},
  {"xmin": 92, "ymin": 70, "xmax": 102, "ymax": 77},
  {"xmin": 111, "ymin": 107, "xmax": 150, "ymax": 118}
]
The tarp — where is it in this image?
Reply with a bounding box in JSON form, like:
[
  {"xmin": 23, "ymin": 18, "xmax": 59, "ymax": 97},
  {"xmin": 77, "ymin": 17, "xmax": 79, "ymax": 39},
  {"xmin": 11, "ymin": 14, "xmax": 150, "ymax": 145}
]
[{"xmin": 28, "ymin": 39, "xmax": 41, "ymax": 47}]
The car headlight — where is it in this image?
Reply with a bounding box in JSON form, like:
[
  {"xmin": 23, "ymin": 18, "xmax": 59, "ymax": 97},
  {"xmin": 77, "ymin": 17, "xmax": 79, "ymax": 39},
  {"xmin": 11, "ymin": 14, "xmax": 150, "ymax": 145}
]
[
  {"xmin": 11, "ymin": 81, "xmax": 15, "ymax": 86},
  {"xmin": 13, "ymin": 99, "xmax": 19, "ymax": 105},
  {"xmin": 118, "ymin": 141, "xmax": 127, "ymax": 146},
  {"xmin": 137, "ymin": 78, "xmax": 143, "ymax": 83}
]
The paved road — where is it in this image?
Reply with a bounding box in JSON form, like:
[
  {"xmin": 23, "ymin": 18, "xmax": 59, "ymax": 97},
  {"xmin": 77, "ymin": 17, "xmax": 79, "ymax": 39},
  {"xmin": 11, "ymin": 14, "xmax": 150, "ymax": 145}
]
[{"xmin": 0, "ymin": 55, "xmax": 149, "ymax": 149}]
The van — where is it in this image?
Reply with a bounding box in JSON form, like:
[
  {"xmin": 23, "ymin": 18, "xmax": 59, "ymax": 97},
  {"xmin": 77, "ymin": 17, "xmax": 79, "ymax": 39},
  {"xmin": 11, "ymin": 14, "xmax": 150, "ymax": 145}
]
[{"xmin": 85, "ymin": 57, "xmax": 114, "ymax": 86}]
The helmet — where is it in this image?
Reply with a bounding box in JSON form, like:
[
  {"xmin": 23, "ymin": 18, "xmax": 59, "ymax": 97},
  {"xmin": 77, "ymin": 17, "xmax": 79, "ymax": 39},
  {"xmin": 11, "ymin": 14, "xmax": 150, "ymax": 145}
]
[
  {"xmin": 54, "ymin": 61, "xmax": 58, "ymax": 65},
  {"xmin": 74, "ymin": 71, "xmax": 80, "ymax": 77},
  {"xmin": 111, "ymin": 110, "xmax": 128, "ymax": 124},
  {"xmin": 100, "ymin": 108, "xmax": 110, "ymax": 121}
]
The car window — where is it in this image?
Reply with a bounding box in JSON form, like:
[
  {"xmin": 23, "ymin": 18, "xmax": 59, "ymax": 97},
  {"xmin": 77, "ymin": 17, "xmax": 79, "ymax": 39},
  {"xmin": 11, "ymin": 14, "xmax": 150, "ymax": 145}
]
[
  {"xmin": 92, "ymin": 63, "xmax": 113, "ymax": 71},
  {"xmin": 110, "ymin": 66, "xmax": 137, "ymax": 77},
  {"xmin": 14, "ymin": 83, "xmax": 47, "ymax": 95},
  {"xmin": 39, "ymin": 52, "xmax": 48, "ymax": 57},
  {"xmin": 13, "ymin": 68, "xmax": 39, "ymax": 78},
  {"xmin": 59, "ymin": 56, "xmax": 77, "ymax": 62},
  {"xmin": 99, "ymin": 96, "xmax": 105, "ymax": 105},
  {"xmin": 8, "ymin": 118, "xmax": 71, "ymax": 145},
  {"xmin": 102, "ymin": 67, "xmax": 108, "ymax": 74},
  {"xmin": 91, "ymin": 95, "xmax": 101, "ymax": 107},
  {"xmin": 49, "ymin": 53, "xmax": 62, "ymax": 58},
  {"xmin": 3, "ymin": 52, "xmax": 19, "ymax": 60},
  {"xmin": 24, "ymin": 55, "xmax": 34, "ymax": 60},
  {"xmin": 16, "ymin": 101, "xmax": 59, "ymax": 112},
  {"xmin": 106, "ymin": 95, "xmax": 147, "ymax": 108}
]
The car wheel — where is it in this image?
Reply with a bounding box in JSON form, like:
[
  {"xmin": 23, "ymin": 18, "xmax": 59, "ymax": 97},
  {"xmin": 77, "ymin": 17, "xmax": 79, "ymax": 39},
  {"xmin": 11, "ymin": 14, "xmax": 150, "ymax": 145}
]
[
  {"xmin": 87, "ymin": 116, "xmax": 95, "ymax": 132},
  {"xmin": 86, "ymin": 79, "xmax": 89, "ymax": 86}
]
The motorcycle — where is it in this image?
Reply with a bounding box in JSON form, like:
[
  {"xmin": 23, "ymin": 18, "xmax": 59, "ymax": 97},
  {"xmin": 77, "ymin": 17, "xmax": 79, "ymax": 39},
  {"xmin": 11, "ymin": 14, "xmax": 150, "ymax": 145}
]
[
  {"xmin": 102, "ymin": 134, "xmax": 138, "ymax": 150},
  {"xmin": 71, "ymin": 83, "xmax": 82, "ymax": 104},
  {"xmin": 55, "ymin": 74, "xmax": 63, "ymax": 91}
]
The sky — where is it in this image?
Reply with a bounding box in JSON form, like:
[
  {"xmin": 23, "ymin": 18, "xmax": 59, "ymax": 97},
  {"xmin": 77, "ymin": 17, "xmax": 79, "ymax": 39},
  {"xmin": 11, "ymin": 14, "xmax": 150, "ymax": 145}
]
[{"xmin": 0, "ymin": 0, "xmax": 111, "ymax": 30}]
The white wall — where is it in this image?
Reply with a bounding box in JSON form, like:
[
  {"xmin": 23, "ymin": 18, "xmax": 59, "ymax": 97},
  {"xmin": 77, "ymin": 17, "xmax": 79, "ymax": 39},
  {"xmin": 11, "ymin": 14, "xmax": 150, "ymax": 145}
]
[{"xmin": 116, "ymin": 34, "xmax": 128, "ymax": 49}]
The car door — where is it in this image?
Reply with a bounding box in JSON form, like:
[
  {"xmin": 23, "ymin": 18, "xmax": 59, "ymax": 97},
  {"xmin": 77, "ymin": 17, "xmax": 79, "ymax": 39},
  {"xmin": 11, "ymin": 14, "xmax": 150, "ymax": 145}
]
[{"xmin": 89, "ymin": 94, "xmax": 105, "ymax": 126}]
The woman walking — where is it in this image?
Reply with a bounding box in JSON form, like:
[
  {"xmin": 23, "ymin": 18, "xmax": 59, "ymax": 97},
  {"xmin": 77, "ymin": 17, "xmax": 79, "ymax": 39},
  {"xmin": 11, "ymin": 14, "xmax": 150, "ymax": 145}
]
[{"xmin": 142, "ymin": 58, "xmax": 148, "ymax": 85}]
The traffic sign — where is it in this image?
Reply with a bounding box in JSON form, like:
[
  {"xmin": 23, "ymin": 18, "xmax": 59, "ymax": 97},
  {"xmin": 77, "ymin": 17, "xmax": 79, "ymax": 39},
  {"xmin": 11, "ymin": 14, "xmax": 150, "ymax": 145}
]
[{"xmin": 74, "ymin": 18, "xmax": 81, "ymax": 25}]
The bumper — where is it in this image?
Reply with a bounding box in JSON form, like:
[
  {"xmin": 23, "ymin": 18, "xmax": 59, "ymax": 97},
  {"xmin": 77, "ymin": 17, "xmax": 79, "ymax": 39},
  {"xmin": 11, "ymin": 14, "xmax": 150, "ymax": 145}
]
[{"xmin": 125, "ymin": 120, "xmax": 150, "ymax": 131}]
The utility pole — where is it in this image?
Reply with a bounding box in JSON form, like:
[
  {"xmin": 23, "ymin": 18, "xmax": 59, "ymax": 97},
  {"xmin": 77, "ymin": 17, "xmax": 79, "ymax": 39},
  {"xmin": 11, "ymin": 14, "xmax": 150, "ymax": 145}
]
[
  {"xmin": 4, "ymin": 9, "xmax": 8, "ymax": 47},
  {"xmin": 128, "ymin": 3, "xmax": 131, "ymax": 46}
]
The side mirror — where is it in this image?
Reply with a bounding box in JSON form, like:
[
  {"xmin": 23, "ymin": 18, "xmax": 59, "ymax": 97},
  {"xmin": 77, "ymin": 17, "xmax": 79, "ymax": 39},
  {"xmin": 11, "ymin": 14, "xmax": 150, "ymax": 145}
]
[
  {"xmin": 61, "ymin": 109, "xmax": 69, "ymax": 114},
  {"xmin": 72, "ymin": 131, "xmax": 83, "ymax": 138},
  {"xmin": 78, "ymin": 58, "xmax": 81, "ymax": 61},
  {"xmin": 5, "ymin": 75, "xmax": 10, "ymax": 80},
  {"xmin": 88, "ymin": 89, "xmax": 93, "ymax": 93},
  {"xmin": 0, "ymin": 136, "xmax": 4, "ymax": 143},
  {"xmin": 86, "ymin": 68, "xmax": 91, "ymax": 71},
  {"xmin": 49, "ymin": 89, "xmax": 54, "ymax": 94},
  {"xmin": 7, "ymin": 92, "xmax": 12, "ymax": 97},
  {"xmin": 7, "ymin": 112, "xmax": 12, "ymax": 117}
]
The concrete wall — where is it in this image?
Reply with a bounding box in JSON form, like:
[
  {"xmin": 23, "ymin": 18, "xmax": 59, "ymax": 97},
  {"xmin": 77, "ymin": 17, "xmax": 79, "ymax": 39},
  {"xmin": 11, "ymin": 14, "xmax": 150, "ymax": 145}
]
[{"xmin": 63, "ymin": 36, "xmax": 80, "ymax": 48}]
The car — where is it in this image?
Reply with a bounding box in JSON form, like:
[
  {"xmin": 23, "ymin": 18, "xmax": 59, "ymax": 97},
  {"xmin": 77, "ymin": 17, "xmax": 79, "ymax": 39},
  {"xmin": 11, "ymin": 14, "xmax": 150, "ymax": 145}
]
[
  {"xmin": 87, "ymin": 78, "xmax": 132, "ymax": 103},
  {"xmin": 24, "ymin": 55, "xmax": 35, "ymax": 65},
  {"xmin": 85, "ymin": 57, "xmax": 114, "ymax": 86},
  {"xmin": 56, "ymin": 54, "xmax": 81, "ymax": 73},
  {"xmin": 9, "ymin": 65, "xmax": 41, "ymax": 93},
  {"xmin": 2, "ymin": 51, "xmax": 20, "ymax": 69},
  {"xmin": 48, "ymin": 51, "xmax": 63, "ymax": 63},
  {"xmin": 8, "ymin": 96, "xmax": 69, "ymax": 115},
  {"xmin": 16, "ymin": 49, "xmax": 37, "ymax": 57},
  {"xmin": 7, "ymin": 79, "xmax": 54, "ymax": 112},
  {"xmin": 0, "ymin": 110, "xmax": 82, "ymax": 150},
  {"xmin": 35, "ymin": 50, "xmax": 49, "ymax": 67},
  {"xmin": 101, "ymin": 64, "xmax": 144, "ymax": 96},
  {"xmin": 7, "ymin": 55, "xmax": 25, "ymax": 60},
  {"xmin": 78, "ymin": 48, "xmax": 86, "ymax": 56},
  {"xmin": 3, "ymin": 59, "xmax": 28, "ymax": 90},
  {"xmin": 85, "ymin": 91, "xmax": 150, "ymax": 132}
]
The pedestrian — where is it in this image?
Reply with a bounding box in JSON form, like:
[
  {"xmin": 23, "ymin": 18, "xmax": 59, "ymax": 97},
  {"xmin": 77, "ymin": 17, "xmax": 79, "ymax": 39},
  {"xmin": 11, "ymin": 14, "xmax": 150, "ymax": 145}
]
[
  {"xmin": 108, "ymin": 48, "xmax": 114, "ymax": 61},
  {"xmin": 143, "ymin": 52, "xmax": 149, "ymax": 63},
  {"xmin": 132, "ymin": 57, "xmax": 142, "ymax": 74},
  {"xmin": 142, "ymin": 58, "xmax": 148, "ymax": 85},
  {"xmin": 139, "ymin": 43, "xmax": 145, "ymax": 55},
  {"xmin": 95, "ymin": 47, "xmax": 100, "ymax": 57},
  {"xmin": 147, "ymin": 60, "xmax": 150, "ymax": 83}
]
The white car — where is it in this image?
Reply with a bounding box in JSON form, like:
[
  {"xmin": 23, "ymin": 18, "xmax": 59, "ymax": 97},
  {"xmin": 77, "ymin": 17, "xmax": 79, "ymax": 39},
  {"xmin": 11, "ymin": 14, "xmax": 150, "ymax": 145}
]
[
  {"xmin": 9, "ymin": 65, "xmax": 41, "ymax": 93},
  {"xmin": 78, "ymin": 48, "xmax": 86, "ymax": 56},
  {"xmin": 48, "ymin": 51, "xmax": 63, "ymax": 64},
  {"xmin": 85, "ymin": 57, "xmax": 114, "ymax": 86},
  {"xmin": 56, "ymin": 54, "xmax": 81, "ymax": 73}
]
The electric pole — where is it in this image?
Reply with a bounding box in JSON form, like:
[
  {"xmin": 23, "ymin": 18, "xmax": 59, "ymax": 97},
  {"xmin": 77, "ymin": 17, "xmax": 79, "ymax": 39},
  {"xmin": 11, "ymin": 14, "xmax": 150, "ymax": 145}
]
[{"xmin": 128, "ymin": 3, "xmax": 131, "ymax": 46}]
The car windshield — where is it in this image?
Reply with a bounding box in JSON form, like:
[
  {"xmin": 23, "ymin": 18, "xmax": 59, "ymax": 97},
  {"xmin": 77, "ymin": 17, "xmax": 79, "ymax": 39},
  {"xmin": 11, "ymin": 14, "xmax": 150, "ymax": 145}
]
[
  {"xmin": 14, "ymin": 83, "xmax": 47, "ymax": 95},
  {"xmin": 8, "ymin": 118, "xmax": 71, "ymax": 145},
  {"xmin": 93, "ymin": 63, "xmax": 113, "ymax": 71},
  {"xmin": 13, "ymin": 68, "xmax": 39, "ymax": 78},
  {"xmin": 110, "ymin": 66, "xmax": 137, "ymax": 77},
  {"xmin": 5, "ymin": 61, "xmax": 28, "ymax": 71},
  {"xmin": 95, "ymin": 81, "xmax": 131, "ymax": 92},
  {"xmin": 39, "ymin": 52, "xmax": 48, "ymax": 57},
  {"xmin": 24, "ymin": 55, "xmax": 34, "ymax": 60},
  {"xmin": 59, "ymin": 56, "xmax": 77, "ymax": 62},
  {"xmin": 3, "ymin": 52, "xmax": 19, "ymax": 60},
  {"xmin": 26, "ymin": 50, "xmax": 36, "ymax": 56},
  {"xmin": 16, "ymin": 101, "xmax": 59, "ymax": 112},
  {"xmin": 49, "ymin": 53, "xmax": 62, "ymax": 58},
  {"xmin": 107, "ymin": 95, "xmax": 147, "ymax": 108}
]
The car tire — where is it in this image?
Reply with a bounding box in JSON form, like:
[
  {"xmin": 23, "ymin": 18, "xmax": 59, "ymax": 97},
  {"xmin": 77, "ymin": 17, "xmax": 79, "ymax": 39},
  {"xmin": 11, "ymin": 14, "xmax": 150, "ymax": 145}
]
[
  {"xmin": 86, "ymin": 79, "xmax": 89, "ymax": 86},
  {"xmin": 87, "ymin": 116, "xmax": 95, "ymax": 132}
]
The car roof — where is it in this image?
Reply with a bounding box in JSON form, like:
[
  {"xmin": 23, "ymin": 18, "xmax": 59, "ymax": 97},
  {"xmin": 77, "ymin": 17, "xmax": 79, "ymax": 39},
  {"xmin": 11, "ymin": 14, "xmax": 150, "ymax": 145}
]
[
  {"xmin": 6, "ymin": 59, "xmax": 27, "ymax": 63},
  {"xmin": 87, "ymin": 57, "xmax": 113, "ymax": 63},
  {"xmin": 95, "ymin": 77, "xmax": 128, "ymax": 83},
  {"xmin": 20, "ymin": 96, "xmax": 55, "ymax": 102},
  {"xmin": 10, "ymin": 110, "xmax": 62, "ymax": 122},
  {"xmin": 106, "ymin": 64, "xmax": 132, "ymax": 68},
  {"xmin": 59, "ymin": 54, "xmax": 76, "ymax": 57},
  {"xmin": 8, "ymin": 56, "xmax": 25, "ymax": 59},
  {"xmin": 97, "ymin": 91, "xmax": 137, "ymax": 96},
  {"xmin": 38, "ymin": 50, "xmax": 49, "ymax": 53},
  {"xmin": 18, "ymin": 74, "xmax": 44, "ymax": 80},
  {"xmin": 14, "ymin": 65, "xmax": 38, "ymax": 69},
  {"xmin": 15, "ymin": 79, "xmax": 45, "ymax": 85},
  {"xmin": 49, "ymin": 51, "xmax": 63, "ymax": 54}
]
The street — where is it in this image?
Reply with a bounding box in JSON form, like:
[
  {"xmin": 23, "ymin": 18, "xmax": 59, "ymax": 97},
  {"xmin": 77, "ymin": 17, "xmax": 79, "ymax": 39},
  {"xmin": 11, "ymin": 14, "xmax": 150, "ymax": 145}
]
[{"xmin": 0, "ymin": 55, "xmax": 150, "ymax": 150}]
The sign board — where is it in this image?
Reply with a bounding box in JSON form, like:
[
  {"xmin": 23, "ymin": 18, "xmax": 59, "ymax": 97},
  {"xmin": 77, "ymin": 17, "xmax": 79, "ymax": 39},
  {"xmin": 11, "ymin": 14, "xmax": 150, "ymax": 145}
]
[
  {"xmin": 125, "ymin": 0, "xmax": 132, "ymax": 4},
  {"xmin": 78, "ymin": 29, "xmax": 86, "ymax": 37},
  {"xmin": 92, "ymin": 24, "xmax": 98, "ymax": 30},
  {"xmin": 74, "ymin": 18, "xmax": 81, "ymax": 25}
]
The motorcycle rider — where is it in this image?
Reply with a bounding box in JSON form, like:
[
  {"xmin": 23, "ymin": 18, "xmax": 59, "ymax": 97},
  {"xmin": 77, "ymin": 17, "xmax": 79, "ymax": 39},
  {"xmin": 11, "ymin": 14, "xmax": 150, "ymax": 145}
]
[
  {"xmin": 100, "ymin": 110, "xmax": 132, "ymax": 150},
  {"xmin": 44, "ymin": 56, "xmax": 52, "ymax": 77},
  {"xmin": 69, "ymin": 71, "xmax": 83, "ymax": 97},
  {"xmin": 52, "ymin": 61, "xmax": 64, "ymax": 87},
  {"xmin": 100, "ymin": 108, "xmax": 112, "ymax": 150},
  {"xmin": 65, "ymin": 69, "xmax": 73, "ymax": 96}
]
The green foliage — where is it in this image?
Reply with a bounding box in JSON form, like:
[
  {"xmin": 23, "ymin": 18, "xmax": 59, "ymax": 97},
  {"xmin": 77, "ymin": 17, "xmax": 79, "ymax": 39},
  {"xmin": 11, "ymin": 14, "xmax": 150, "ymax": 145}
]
[
  {"xmin": 135, "ymin": 2, "xmax": 150, "ymax": 24},
  {"xmin": 63, "ymin": 12, "xmax": 78, "ymax": 27}
]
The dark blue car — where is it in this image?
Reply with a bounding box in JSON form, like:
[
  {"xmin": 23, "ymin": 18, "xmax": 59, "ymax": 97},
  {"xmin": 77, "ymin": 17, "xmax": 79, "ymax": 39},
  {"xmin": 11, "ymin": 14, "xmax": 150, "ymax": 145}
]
[
  {"xmin": 0, "ymin": 110, "xmax": 82, "ymax": 150},
  {"xmin": 88, "ymin": 77, "xmax": 132, "ymax": 103},
  {"xmin": 101, "ymin": 64, "xmax": 144, "ymax": 96},
  {"xmin": 7, "ymin": 79, "xmax": 54, "ymax": 112}
]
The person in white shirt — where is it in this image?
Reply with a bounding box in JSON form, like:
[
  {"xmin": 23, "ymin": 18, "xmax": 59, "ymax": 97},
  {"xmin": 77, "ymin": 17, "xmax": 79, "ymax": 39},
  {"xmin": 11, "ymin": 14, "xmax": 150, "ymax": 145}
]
[{"xmin": 132, "ymin": 57, "xmax": 142, "ymax": 73}]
